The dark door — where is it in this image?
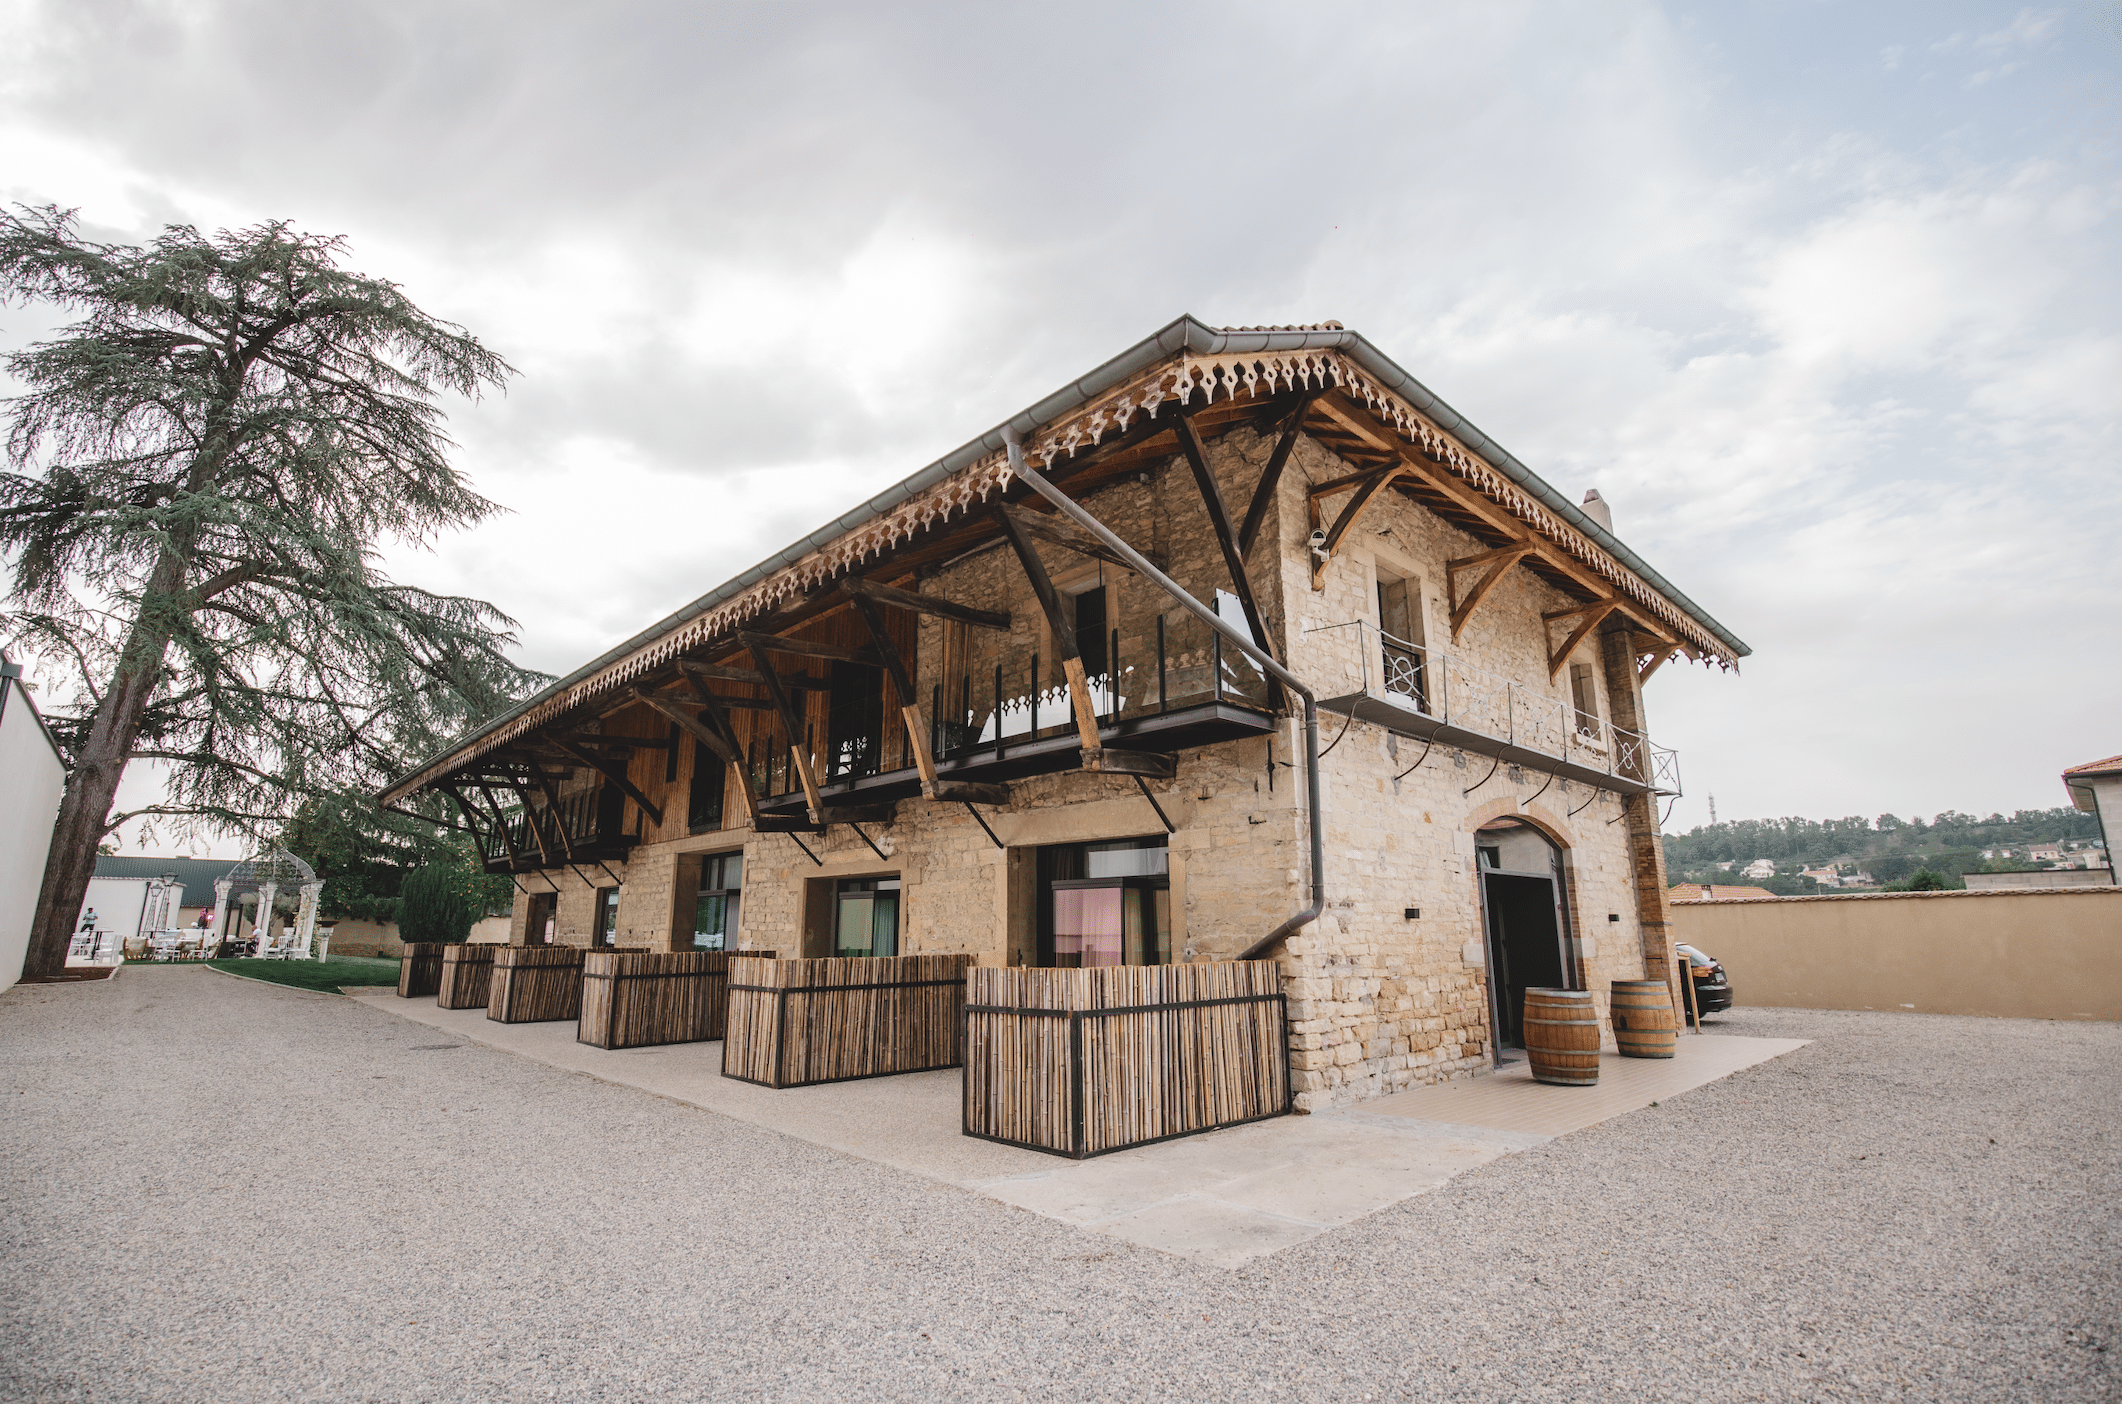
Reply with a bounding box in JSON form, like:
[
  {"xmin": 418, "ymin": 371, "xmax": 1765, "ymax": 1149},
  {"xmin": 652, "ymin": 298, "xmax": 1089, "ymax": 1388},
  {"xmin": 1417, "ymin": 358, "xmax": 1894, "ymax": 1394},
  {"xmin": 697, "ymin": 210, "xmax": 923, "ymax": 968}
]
[{"xmin": 1482, "ymin": 871, "xmax": 1567, "ymax": 1049}]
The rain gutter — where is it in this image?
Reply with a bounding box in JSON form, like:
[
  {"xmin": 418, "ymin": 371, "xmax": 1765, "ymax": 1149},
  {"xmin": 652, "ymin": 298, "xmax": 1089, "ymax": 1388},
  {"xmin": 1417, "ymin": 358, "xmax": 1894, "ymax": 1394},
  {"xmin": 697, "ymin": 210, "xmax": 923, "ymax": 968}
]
[{"xmin": 387, "ymin": 314, "xmax": 1746, "ymax": 797}]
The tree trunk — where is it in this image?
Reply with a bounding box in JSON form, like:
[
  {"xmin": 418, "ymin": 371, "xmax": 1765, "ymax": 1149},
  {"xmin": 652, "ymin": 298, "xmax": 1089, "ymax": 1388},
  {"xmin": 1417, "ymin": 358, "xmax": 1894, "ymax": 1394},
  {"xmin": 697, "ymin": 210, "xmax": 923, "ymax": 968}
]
[{"xmin": 19, "ymin": 595, "xmax": 184, "ymax": 979}]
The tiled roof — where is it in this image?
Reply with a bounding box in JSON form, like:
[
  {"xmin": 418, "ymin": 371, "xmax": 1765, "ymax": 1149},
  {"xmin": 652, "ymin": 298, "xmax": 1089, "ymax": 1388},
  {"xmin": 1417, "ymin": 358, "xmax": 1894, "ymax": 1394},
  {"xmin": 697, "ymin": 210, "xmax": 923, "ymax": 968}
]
[
  {"xmin": 1669, "ymin": 883, "xmax": 1776, "ymax": 901},
  {"xmin": 2063, "ymin": 754, "xmax": 2122, "ymax": 779},
  {"xmin": 91, "ymin": 856, "xmax": 239, "ymax": 900}
]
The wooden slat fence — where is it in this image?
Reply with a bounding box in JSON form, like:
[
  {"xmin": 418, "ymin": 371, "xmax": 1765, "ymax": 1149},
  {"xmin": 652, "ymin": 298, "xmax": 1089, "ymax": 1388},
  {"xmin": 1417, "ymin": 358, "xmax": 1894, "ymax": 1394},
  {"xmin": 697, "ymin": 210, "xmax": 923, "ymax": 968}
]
[
  {"xmin": 578, "ymin": 949, "xmax": 778, "ymax": 1049},
  {"xmin": 436, "ymin": 944, "xmax": 499, "ymax": 1009},
  {"xmin": 397, "ymin": 943, "xmax": 445, "ymax": 999},
  {"xmin": 723, "ymin": 954, "xmax": 972, "ymax": 1088},
  {"xmin": 963, "ymin": 961, "xmax": 1289, "ymax": 1158},
  {"xmin": 488, "ymin": 945, "xmax": 649, "ymax": 1023}
]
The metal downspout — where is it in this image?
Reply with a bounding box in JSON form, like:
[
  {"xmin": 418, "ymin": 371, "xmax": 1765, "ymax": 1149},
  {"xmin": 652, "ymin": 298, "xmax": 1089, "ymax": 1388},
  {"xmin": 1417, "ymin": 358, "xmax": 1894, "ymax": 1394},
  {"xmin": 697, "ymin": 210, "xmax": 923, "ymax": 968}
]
[{"xmin": 1003, "ymin": 434, "xmax": 1325, "ymax": 963}]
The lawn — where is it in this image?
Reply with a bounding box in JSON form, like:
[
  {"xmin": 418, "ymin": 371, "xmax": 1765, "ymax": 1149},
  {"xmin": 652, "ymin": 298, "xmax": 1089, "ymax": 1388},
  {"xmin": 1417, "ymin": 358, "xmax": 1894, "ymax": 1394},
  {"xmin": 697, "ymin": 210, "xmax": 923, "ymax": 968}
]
[{"xmin": 203, "ymin": 955, "xmax": 402, "ymax": 993}]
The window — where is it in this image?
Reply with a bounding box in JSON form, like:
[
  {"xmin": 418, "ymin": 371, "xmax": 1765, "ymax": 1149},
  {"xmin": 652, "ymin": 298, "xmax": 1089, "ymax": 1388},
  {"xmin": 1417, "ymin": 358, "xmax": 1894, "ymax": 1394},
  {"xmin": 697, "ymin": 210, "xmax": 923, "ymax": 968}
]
[
  {"xmin": 688, "ymin": 737, "xmax": 725, "ymax": 833},
  {"xmin": 827, "ymin": 659, "xmax": 884, "ymax": 781},
  {"xmin": 693, "ymin": 853, "xmax": 741, "ymax": 950},
  {"xmin": 1037, "ymin": 837, "xmax": 1171, "ymax": 968},
  {"xmin": 1073, "ymin": 585, "xmax": 1109, "ymax": 679},
  {"xmin": 594, "ymin": 887, "xmax": 621, "ymax": 948},
  {"xmin": 834, "ymin": 876, "xmax": 900, "ymax": 957},
  {"xmin": 1376, "ymin": 575, "xmax": 1427, "ymax": 710},
  {"xmin": 1569, "ymin": 663, "xmax": 1600, "ymax": 739},
  {"xmin": 527, "ymin": 891, "xmax": 557, "ymax": 945}
]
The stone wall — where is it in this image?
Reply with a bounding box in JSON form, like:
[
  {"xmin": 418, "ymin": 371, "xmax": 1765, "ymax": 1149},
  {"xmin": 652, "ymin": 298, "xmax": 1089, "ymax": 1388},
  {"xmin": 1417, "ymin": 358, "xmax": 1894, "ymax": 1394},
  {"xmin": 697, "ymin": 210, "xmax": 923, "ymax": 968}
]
[{"xmin": 498, "ymin": 412, "xmax": 1681, "ymax": 1112}]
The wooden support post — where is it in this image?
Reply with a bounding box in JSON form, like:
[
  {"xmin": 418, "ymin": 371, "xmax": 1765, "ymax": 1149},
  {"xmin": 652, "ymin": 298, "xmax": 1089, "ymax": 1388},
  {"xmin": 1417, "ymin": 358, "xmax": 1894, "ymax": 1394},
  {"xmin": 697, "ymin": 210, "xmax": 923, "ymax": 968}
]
[
  {"xmin": 994, "ymin": 505, "xmax": 1105, "ymax": 758},
  {"xmin": 1447, "ymin": 541, "xmax": 1537, "ymax": 640},
  {"xmin": 1238, "ymin": 393, "xmax": 1316, "ymax": 560},
  {"xmin": 741, "ymin": 635, "xmax": 828, "ymax": 823},
  {"xmin": 847, "ymin": 593, "xmax": 943, "ymax": 793},
  {"xmin": 844, "ymin": 576, "xmax": 1009, "ymax": 631},
  {"xmin": 680, "ymin": 673, "xmax": 767, "ymax": 829},
  {"xmin": 1602, "ymin": 630, "xmax": 1679, "ymax": 1003},
  {"xmin": 501, "ymin": 782, "xmax": 552, "ymax": 865},
  {"xmin": 520, "ymin": 759, "xmax": 573, "ymax": 861},
  {"xmin": 438, "ymin": 786, "xmax": 494, "ymax": 858},
  {"xmin": 553, "ymin": 737, "xmax": 665, "ymax": 827},
  {"xmin": 1543, "ymin": 599, "xmax": 1623, "ymax": 679},
  {"xmin": 1174, "ymin": 413, "xmax": 1283, "ymax": 704},
  {"xmin": 995, "ymin": 501, "xmax": 1158, "ymax": 574},
  {"xmin": 471, "ymin": 783, "xmax": 527, "ymax": 866},
  {"xmin": 1309, "ymin": 466, "xmax": 1404, "ymax": 590}
]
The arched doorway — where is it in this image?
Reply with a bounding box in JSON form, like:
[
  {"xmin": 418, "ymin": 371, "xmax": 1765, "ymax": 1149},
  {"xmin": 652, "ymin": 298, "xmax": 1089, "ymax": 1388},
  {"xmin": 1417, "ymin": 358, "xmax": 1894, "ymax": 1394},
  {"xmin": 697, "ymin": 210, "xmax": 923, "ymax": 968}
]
[{"xmin": 1475, "ymin": 817, "xmax": 1577, "ymax": 1061}]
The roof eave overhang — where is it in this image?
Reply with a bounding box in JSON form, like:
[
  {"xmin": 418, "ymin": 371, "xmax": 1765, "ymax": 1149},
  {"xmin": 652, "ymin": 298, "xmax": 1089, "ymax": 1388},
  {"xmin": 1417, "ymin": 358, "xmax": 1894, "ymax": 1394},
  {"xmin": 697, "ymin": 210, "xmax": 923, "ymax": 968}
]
[{"xmin": 381, "ymin": 315, "xmax": 1750, "ymax": 805}]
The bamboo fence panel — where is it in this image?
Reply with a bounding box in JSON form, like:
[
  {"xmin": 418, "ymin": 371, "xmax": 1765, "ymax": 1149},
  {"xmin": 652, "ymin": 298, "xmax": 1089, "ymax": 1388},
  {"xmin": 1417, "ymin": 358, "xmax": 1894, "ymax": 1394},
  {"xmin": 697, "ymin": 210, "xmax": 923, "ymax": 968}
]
[
  {"xmin": 963, "ymin": 961, "xmax": 1289, "ymax": 1158},
  {"xmin": 722, "ymin": 954, "xmax": 973, "ymax": 1088},
  {"xmin": 488, "ymin": 945, "xmax": 649, "ymax": 1023},
  {"xmin": 578, "ymin": 949, "xmax": 778, "ymax": 1049},
  {"xmin": 436, "ymin": 944, "xmax": 499, "ymax": 1009},
  {"xmin": 397, "ymin": 943, "xmax": 445, "ymax": 999}
]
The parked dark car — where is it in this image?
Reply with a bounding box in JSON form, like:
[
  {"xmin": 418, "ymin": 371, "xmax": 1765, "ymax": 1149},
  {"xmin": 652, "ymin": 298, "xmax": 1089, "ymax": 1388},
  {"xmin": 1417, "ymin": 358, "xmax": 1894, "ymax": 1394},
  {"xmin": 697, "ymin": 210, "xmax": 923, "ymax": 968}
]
[{"xmin": 1675, "ymin": 942, "xmax": 1734, "ymax": 1016}]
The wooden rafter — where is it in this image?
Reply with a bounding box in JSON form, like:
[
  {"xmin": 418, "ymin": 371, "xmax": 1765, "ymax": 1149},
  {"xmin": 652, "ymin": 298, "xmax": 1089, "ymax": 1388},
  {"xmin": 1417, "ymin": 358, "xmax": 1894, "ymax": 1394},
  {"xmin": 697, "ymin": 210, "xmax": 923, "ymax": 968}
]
[
  {"xmin": 847, "ymin": 592, "xmax": 940, "ymax": 791},
  {"xmin": 520, "ymin": 758, "xmax": 573, "ymax": 861},
  {"xmin": 1311, "ymin": 466, "xmax": 1405, "ymax": 590},
  {"xmin": 437, "ymin": 786, "xmax": 493, "ymax": 853},
  {"xmin": 1544, "ymin": 599, "xmax": 1622, "ymax": 679},
  {"xmin": 1447, "ymin": 542, "xmax": 1537, "ymax": 639},
  {"xmin": 679, "ymin": 673, "xmax": 766, "ymax": 828},
  {"xmin": 736, "ymin": 632, "xmax": 877, "ymax": 667},
  {"xmin": 741, "ymin": 636, "xmax": 827, "ymax": 823},
  {"xmin": 552, "ymin": 736, "xmax": 664, "ymax": 828},
  {"xmin": 472, "ymin": 783, "xmax": 530, "ymax": 866},
  {"xmin": 994, "ymin": 505, "xmax": 1104, "ymax": 757},
  {"xmin": 1174, "ymin": 411, "xmax": 1281, "ymax": 680},
  {"xmin": 678, "ymin": 659, "xmax": 829, "ymax": 692},
  {"xmin": 1309, "ymin": 391, "xmax": 1689, "ymax": 645},
  {"xmin": 844, "ymin": 576, "xmax": 1009, "ymax": 632},
  {"xmin": 994, "ymin": 501, "xmax": 1159, "ymax": 575},
  {"xmin": 1237, "ymin": 392, "xmax": 1317, "ymax": 559}
]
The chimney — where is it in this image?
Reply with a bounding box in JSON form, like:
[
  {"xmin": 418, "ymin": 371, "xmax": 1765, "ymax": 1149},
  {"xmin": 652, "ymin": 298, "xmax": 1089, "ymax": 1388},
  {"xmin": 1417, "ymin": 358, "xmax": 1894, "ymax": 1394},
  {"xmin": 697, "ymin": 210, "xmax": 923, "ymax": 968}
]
[{"xmin": 1580, "ymin": 488, "xmax": 1613, "ymax": 533}]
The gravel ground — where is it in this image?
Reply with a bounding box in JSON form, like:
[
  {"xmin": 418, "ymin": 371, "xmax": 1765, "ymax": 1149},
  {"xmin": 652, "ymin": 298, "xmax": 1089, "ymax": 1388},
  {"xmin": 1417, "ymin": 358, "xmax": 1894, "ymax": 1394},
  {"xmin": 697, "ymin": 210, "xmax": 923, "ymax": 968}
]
[{"xmin": 2, "ymin": 966, "xmax": 2114, "ymax": 1403}]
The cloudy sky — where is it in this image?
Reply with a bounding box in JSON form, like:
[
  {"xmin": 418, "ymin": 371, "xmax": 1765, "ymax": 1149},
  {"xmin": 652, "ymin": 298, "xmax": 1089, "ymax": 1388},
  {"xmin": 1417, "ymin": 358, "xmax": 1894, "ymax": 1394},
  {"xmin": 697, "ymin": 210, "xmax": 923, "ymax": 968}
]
[{"xmin": 2, "ymin": 0, "xmax": 2117, "ymax": 851}]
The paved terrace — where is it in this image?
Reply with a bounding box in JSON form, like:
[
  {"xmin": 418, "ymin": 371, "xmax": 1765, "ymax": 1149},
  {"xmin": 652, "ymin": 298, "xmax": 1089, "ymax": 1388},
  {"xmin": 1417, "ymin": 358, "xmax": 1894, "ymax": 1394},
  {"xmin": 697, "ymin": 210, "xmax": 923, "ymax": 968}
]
[{"xmin": 2, "ymin": 966, "xmax": 2115, "ymax": 1401}]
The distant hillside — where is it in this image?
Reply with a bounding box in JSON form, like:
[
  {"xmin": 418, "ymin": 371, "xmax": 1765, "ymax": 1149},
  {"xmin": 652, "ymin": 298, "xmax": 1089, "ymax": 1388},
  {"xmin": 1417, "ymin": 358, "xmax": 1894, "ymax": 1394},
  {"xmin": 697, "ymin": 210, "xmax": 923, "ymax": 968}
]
[{"xmin": 1659, "ymin": 807, "xmax": 2102, "ymax": 892}]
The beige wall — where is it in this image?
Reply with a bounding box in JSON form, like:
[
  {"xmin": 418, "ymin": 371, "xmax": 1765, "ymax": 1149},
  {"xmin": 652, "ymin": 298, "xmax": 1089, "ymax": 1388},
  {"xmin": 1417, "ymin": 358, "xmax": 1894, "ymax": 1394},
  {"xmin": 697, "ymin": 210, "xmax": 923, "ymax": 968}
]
[
  {"xmin": 496, "ymin": 419, "xmax": 1680, "ymax": 1111},
  {"xmin": 1672, "ymin": 888, "xmax": 2122, "ymax": 1021}
]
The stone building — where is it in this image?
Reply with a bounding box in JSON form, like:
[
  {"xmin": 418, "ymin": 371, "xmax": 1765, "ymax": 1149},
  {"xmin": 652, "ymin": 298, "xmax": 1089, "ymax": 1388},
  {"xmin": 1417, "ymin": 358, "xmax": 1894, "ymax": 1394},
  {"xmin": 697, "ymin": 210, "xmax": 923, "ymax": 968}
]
[{"xmin": 382, "ymin": 318, "xmax": 1748, "ymax": 1111}]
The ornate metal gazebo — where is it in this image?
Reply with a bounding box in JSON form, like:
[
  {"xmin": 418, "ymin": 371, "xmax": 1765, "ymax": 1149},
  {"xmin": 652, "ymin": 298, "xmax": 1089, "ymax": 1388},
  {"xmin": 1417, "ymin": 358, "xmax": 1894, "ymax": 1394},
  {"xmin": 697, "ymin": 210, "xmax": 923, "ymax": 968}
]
[{"xmin": 209, "ymin": 848, "xmax": 327, "ymax": 959}]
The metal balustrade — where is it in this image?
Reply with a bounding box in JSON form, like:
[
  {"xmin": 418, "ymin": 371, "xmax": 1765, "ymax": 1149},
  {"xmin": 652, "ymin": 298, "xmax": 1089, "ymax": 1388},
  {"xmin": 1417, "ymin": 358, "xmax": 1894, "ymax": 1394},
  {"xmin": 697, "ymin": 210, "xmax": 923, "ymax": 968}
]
[{"xmin": 1304, "ymin": 619, "xmax": 1681, "ymax": 796}]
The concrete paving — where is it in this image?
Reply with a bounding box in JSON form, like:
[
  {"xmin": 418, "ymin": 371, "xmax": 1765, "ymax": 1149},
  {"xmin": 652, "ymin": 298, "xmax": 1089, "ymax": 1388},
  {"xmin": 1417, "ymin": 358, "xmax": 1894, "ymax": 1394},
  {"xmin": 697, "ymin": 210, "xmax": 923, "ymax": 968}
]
[{"xmin": 347, "ymin": 984, "xmax": 1804, "ymax": 1267}]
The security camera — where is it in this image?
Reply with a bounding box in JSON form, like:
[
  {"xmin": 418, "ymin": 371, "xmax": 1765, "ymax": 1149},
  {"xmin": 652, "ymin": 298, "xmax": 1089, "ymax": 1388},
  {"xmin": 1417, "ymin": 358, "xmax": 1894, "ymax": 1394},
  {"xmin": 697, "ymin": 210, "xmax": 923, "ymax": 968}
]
[{"xmin": 1307, "ymin": 529, "xmax": 1328, "ymax": 551}]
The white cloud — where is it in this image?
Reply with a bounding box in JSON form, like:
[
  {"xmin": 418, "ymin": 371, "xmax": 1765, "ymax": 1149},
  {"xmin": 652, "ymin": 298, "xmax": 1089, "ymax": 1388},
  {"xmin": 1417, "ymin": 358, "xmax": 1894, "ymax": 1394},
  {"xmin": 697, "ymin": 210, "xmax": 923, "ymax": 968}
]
[{"xmin": 3, "ymin": 0, "xmax": 2117, "ymax": 842}]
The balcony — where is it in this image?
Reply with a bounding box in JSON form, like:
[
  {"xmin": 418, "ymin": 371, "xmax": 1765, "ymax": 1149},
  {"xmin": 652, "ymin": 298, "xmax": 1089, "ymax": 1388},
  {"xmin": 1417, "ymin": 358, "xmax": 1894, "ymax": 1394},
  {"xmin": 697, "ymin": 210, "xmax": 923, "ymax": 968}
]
[
  {"xmin": 478, "ymin": 786, "xmax": 638, "ymax": 874},
  {"xmin": 755, "ymin": 602, "xmax": 1277, "ymax": 817},
  {"xmin": 1306, "ymin": 620, "xmax": 1680, "ymax": 797}
]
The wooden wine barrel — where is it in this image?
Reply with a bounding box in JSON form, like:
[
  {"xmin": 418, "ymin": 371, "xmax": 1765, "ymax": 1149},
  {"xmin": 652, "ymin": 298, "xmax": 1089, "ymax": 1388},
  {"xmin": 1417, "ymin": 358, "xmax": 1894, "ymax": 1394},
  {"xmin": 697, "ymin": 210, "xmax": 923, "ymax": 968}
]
[
  {"xmin": 1609, "ymin": 979, "xmax": 1677, "ymax": 1059},
  {"xmin": 1522, "ymin": 988, "xmax": 1600, "ymax": 1086}
]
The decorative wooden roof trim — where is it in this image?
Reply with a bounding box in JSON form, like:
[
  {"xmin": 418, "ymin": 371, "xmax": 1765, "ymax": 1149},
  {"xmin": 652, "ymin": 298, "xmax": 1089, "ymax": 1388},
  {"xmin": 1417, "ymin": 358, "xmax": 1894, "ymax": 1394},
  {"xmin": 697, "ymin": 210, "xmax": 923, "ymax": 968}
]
[{"xmin": 387, "ymin": 322, "xmax": 1741, "ymax": 800}]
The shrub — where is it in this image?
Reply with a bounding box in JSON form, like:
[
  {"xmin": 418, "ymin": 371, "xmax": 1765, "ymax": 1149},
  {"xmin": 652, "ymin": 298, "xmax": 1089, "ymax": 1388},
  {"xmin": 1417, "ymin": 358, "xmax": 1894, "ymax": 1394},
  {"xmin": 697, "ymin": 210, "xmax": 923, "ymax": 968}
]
[{"xmin": 397, "ymin": 863, "xmax": 474, "ymax": 944}]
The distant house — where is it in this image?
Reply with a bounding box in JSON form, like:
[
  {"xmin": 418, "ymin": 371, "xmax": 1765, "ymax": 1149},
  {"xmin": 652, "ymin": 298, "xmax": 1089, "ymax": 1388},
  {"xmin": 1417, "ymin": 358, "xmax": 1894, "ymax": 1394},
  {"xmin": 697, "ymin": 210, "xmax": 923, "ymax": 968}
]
[
  {"xmin": 83, "ymin": 855, "xmax": 248, "ymax": 942},
  {"xmin": 2028, "ymin": 844, "xmax": 2066, "ymax": 865},
  {"xmin": 1740, "ymin": 859, "xmax": 1776, "ymax": 880},
  {"xmin": 1798, "ymin": 866, "xmax": 1841, "ymax": 887},
  {"xmin": 1670, "ymin": 883, "xmax": 1776, "ymax": 901},
  {"xmin": 2, "ymin": 655, "xmax": 68, "ymax": 991},
  {"xmin": 1712, "ymin": 860, "xmax": 1736, "ymax": 872}
]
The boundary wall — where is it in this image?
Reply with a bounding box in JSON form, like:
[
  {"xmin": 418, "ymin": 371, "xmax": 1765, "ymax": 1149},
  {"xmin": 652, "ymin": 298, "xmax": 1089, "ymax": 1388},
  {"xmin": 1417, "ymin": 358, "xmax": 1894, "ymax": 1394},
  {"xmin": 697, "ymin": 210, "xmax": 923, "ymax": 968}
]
[{"xmin": 1672, "ymin": 888, "xmax": 2122, "ymax": 1021}]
